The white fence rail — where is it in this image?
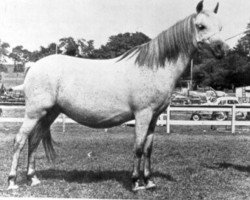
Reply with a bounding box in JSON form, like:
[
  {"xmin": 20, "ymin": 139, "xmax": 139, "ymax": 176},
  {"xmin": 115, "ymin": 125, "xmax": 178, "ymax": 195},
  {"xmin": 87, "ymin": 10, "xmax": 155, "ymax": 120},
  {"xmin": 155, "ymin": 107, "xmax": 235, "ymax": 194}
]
[
  {"xmin": 1, "ymin": 105, "xmax": 250, "ymax": 134},
  {"xmin": 0, "ymin": 106, "xmax": 77, "ymax": 123},
  {"xmin": 0, "ymin": 106, "xmax": 76, "ymax": 133},
  {"xmin": 167, "ymin": 105, "xmax": 250, "ymax": 134}
]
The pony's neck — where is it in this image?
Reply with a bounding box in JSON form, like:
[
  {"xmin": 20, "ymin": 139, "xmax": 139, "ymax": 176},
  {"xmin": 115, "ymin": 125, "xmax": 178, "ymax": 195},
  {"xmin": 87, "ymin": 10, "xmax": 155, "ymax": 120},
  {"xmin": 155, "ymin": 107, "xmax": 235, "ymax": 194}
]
[{"xmin": 164, "ymin": 53, "xmax": 192, "ymax": 81}]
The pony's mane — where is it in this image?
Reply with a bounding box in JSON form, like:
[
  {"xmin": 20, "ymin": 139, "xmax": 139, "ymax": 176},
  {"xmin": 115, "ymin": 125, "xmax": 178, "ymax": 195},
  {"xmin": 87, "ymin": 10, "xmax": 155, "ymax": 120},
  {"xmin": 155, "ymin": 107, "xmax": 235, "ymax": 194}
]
[{"xmin": 119, "ymin": 14, "xmax": 197, "ymax": 68}]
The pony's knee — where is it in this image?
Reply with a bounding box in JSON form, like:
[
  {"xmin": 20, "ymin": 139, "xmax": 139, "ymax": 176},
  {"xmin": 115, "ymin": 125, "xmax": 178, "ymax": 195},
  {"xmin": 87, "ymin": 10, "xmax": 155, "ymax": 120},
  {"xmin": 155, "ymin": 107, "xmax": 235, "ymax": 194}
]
[
  {"xmin": 143, "ymin": 140, "xmax": 153, "ymax": 157},
  {"xmin": 134, "ymin": 145, "xmax": 143, "ymax": 158},
  {"xmin": 13, "ymin": 134, "xmax": 28, "ymax": 151},
  {"xmin": 143, "ymin": 146, "xmax": 153, "ymax": 157}
]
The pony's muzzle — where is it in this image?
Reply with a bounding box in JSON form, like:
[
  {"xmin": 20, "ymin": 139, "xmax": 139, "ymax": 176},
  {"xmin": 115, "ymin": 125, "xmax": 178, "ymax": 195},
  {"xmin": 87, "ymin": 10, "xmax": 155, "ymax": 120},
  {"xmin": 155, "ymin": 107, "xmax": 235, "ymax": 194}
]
[
  {"xmin": 210, "ymin": 40, "xmax": 229, "ymax": 59},
  {"xmin": 197, "ymin": 39, "xmax": 229, "ymax": 59}
]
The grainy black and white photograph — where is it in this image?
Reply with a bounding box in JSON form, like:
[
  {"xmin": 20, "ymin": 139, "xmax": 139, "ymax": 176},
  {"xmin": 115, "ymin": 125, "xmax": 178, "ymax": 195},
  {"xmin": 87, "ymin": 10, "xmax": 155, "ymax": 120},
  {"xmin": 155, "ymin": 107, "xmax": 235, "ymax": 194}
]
[{"xmin": 0, "ymin": 0, "xmax": 250, "ymax": 199}]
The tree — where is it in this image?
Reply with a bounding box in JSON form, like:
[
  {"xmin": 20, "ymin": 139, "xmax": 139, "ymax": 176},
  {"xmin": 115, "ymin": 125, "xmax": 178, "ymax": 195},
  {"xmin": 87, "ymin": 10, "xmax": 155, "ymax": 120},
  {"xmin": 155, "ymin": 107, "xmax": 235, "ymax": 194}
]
[
  {"xmin": 0, "ymin": 41, "xmax": 10, "ymax": 63},
  {"xmin": 192, "ymin": 47, "xmax": 250, "ymax": 90},
  {"xmin": 58, "ymin": 37, "xmax": 96, "ymax": 58},
  {"xmin": 29, "ymin": 50, "xmax": 42, "ymax": 62},
  {"xmin": 92, "ymin": 32, "xmax": 150, "ymax": 59},
  {"xmin": 0, "ymin": 41, "xmax": 10, "ymax": 55},
  {"xmin": 76, "ymin": 39, "xmax": 95, "ymax": 58},
  {"xmin": 27, "ymin": 42, "xmax": 58, "ymax": 62},
  {"xmin": 59, "ymin": 37, "xmax": 78, "ymax": 56},
  {"xmin": 9, "ymin": 46, "xmax": 31, "ymax": 63},
  {"xmin": 47, "ymin": 43, "xmax": 57, "ymax": 55},
  {"xmin": 234, "ymin": 22, "xmax": 250, "ymax": 57},
  {"xmin": 8, "ymin": 46, "xmax": 31, "ymax": 72}
]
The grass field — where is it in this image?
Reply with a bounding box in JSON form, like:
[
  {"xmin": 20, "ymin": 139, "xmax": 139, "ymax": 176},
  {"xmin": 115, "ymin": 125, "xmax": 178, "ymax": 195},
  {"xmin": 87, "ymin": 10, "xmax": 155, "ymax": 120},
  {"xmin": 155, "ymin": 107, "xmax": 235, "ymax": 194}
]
[{"xmin": 0, "ymin": 122, "xmax": 250, "ymax": 199}]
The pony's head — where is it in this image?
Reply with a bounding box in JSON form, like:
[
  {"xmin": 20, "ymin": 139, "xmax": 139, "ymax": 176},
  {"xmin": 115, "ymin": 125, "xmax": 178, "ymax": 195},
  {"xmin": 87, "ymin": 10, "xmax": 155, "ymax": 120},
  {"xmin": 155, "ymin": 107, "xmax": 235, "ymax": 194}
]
[
  {"xmin": 119, "ymin": 1, "xmax": 228, "ymax": 68},
  {"xmin": 194, "ymin": 1, "xmax": 228, "ymax": 59}
]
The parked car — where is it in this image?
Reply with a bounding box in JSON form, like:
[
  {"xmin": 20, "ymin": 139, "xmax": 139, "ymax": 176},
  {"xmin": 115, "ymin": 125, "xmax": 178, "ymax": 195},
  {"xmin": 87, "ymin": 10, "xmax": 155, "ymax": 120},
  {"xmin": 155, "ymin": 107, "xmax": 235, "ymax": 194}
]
[
  {"xmin": 189, "ymin": 96, "xmax": 207, "ymax": 105},
  {"xmin": 171, "ymin": 97, "xmax": 190, "ymax": 105},
  {"xmin": 124, "ymin": 113, "xmax": 168, "ymax": 126},
  {"xmin": 190, "ymin": 110, "xmax": 227, "ymax": 121},
  {"xmin": 190, "ymin": 96, "xmax": 247, "ymax": 121}
]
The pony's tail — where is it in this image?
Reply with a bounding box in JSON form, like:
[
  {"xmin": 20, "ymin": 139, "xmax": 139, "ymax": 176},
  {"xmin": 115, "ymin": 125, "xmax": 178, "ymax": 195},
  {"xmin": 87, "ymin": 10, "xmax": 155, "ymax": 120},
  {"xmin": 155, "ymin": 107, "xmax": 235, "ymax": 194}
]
[
  {"xmin": 24, "ymin": 62, "xmax": 36, "ymax": 78},
  {"xmin": 42, "ymin": 129, "xmax": 56, "ymax": 162},
  {"xmin": 28, "ymin": 120, "xmax": 56, "ymax": 163},
  {"xmin": 24, "ymin": 66, "xmax": 30, "ymax": 78}
]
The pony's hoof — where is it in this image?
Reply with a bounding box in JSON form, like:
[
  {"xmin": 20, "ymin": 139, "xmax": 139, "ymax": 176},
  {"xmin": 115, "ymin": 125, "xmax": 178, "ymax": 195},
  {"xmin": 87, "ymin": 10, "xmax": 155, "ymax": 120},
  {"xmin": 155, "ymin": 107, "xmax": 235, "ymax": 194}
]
[
  {"xmin": 132, "ymin": 185, "xmax": 146, "ymax": 191},
  {"xmin": 132, "ymin": 181, "xmax": 146, "ymax": 191},
  {"xmin": 7, "ymin": 183, "xmax": 19, "ymax": 190},
  {"xmin": 145, "ymin": 180, "xmax": 156, "ymax": 190},
  {"xmin": 30, "ymin": 177, "xmax": 41, "ymax": 186}
]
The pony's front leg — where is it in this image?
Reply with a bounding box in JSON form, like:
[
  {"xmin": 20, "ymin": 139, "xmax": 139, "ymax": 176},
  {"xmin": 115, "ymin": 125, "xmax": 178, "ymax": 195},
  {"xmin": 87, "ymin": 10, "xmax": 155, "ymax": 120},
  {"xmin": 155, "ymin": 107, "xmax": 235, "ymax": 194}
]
[
  {"xmin": 132, "ymin": 109, "xmax": 152, "ymax": 191},
  {"xmin": 143, "ymin": 128, "xmax": 156, "ymax": 189}
]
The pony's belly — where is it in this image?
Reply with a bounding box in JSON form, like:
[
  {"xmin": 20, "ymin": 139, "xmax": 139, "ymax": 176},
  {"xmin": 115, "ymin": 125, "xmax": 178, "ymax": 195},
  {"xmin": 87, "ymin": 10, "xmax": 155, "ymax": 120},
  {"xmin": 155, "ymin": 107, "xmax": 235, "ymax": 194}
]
[{"xmin": 62, "ymin": 107, "xmax": 133, "ymax": 128}]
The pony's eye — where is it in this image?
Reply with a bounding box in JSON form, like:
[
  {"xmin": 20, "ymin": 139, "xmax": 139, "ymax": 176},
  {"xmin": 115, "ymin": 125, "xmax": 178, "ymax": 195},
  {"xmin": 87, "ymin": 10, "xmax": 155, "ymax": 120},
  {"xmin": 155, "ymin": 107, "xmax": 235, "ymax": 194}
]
[{"xmin": 197, "ymin": 24, "xmax": 206, "ymax": 31}]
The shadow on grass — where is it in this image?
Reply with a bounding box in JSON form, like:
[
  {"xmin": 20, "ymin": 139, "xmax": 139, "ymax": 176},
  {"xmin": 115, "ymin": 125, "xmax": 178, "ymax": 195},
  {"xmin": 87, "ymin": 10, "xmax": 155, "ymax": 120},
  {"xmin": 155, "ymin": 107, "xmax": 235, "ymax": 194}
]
[
  {"xmin": 37, "ymin": 169, "xmax": 175, "ymax": 191},
  {"xmin": 202, "ymin": 162, "xmax": 250, "ymax": 173}
]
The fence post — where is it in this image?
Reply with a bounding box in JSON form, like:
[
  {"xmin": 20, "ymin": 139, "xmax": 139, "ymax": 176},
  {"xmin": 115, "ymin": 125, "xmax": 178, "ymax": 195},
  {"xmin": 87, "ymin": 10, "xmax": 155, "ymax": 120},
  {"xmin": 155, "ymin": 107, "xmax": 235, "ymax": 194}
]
[
  {"xmin": 166, "ymin": 105, "xmax": 171, "ymax": 134},
  {"xmin": 62, "ymin": 114, "xmax": 66, "ymax": 133},
  {"xmin": 231, "ymin": 105, "xmax": 236, "ymax": 134}
]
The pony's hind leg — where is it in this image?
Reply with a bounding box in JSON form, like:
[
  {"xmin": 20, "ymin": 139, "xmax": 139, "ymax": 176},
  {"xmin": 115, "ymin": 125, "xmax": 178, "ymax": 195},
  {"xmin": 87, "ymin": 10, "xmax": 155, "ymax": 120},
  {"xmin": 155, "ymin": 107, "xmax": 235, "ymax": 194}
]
[
  {"xmin": 8, "ymin": 118, "xmax": 39, "ymax": 190},
  {"xmin": 27, "ymin": 135, "xmax": 41, "ymax": 187},
  {"xmin": 132, "ymin": 109, "xmax": 153, "ymax": 191},
  {"xmin": 27, "ymin": 108, "xmax": 60, "ymax": 187}
]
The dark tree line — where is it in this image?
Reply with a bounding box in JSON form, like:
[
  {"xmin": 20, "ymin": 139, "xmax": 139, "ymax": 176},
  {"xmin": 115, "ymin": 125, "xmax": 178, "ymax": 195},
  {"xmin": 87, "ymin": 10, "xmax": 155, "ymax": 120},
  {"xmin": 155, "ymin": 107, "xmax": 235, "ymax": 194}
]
[
  {"xmin": 90, "ymin": 32, "xmax": 150, "ymax": 59},
  {"xmin": 1, "ymin": 32, "xmax": 150, "ymax": 63}
]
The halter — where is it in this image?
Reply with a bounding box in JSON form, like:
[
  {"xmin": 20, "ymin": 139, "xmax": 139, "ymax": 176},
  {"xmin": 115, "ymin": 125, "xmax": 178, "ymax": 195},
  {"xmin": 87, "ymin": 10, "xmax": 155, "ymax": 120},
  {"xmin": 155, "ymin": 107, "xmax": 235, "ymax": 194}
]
[
  {"xmin": 198, "ymin": 30, "xmax": 222, "ymax": 45},
  {"xmin": 196, "ymin": 30, "xmax": 222, "ymax": 51},
  {"xmin": 197, "ymin": 29, "xmax": 250, "ymax": 50}
]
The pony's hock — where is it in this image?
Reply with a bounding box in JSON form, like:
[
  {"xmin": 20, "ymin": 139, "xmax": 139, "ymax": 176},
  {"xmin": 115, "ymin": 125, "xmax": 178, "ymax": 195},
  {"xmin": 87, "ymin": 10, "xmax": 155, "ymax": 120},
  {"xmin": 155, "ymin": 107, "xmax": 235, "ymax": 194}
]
[{"xmin": 8, "ymin": 1, "xmax": 227, "ymax": 190}]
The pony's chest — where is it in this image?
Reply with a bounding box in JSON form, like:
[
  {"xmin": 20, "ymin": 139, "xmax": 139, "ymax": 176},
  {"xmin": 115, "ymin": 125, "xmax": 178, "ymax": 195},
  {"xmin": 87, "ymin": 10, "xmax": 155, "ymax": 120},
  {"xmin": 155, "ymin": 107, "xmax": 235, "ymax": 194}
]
[
  {"xmin": 128, "ymin": 70, "xmax": 175, "ymax": 110},
  {"xmin": 129, "ymin": 82, "xmax": 172, "ymax": 112}
]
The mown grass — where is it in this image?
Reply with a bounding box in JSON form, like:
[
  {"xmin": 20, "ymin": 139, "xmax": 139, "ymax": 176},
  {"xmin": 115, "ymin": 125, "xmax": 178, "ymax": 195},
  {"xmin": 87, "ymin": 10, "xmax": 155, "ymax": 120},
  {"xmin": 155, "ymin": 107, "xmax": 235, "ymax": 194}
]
[{"xmin": 0, "ymin": 123, "xmax": 250, "ymax": 199}]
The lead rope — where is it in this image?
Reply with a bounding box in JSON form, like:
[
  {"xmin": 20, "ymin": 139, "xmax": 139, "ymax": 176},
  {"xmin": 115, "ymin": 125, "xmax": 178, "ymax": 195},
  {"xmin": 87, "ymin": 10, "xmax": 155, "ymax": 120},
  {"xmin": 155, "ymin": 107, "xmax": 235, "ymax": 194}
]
[
  {"xmin": 225, "ymin": 29, "xmax": 250, "ymax": 41},
  {"xmin": 201, "ymin": 29, "xmax": 250, "ymax": 43}
]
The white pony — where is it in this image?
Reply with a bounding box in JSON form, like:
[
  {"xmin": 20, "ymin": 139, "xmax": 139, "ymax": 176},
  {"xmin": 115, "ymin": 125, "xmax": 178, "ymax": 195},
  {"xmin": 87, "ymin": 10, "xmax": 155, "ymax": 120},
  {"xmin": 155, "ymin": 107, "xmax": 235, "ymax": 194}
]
[{"xmin": 8, "ymin": 1, "xmax": 228, "ymax": 191}]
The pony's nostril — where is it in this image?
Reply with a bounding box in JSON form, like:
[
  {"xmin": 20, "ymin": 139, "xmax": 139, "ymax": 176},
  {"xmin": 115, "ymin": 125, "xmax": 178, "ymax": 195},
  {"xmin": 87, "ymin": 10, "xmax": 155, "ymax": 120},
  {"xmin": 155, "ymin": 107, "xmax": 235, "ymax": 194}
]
[{"xmin": 216, "ymin": 43, "xmax": 222, "ymax": 50}]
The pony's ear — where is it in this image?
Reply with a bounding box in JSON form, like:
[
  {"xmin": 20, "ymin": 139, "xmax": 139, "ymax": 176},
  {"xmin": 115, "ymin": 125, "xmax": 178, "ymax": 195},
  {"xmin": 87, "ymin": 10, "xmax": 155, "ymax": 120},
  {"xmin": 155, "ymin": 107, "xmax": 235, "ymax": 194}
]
[
  {"xmin": 196, "ymin": 0, "xmax": 204, "ymax": 13},
  {"xmin": 214, "ymin": 2, "xmax": 219, "ymax": 13}
]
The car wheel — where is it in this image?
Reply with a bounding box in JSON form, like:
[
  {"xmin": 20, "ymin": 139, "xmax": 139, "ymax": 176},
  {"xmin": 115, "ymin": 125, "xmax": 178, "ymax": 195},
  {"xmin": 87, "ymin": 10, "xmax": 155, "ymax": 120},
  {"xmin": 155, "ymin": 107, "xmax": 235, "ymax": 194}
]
[
  {"xmin": 191, "ymin": 113, "xmax": 201, "ymax": 121},
  {"xmin": 215, "ymin": 112, "xmax": 227, "ymax": 121}
]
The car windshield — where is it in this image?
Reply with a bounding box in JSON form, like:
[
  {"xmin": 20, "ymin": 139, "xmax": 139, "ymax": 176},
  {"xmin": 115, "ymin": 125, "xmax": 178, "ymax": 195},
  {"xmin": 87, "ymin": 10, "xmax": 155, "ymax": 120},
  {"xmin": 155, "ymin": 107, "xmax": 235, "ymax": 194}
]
[
  {"xmin": 218, "ymin": 100, "xmax": 226, "ymax": 105},
  {"xmin": 227, "ymin": 100, "xmax": 238, "ymax": 104}
]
